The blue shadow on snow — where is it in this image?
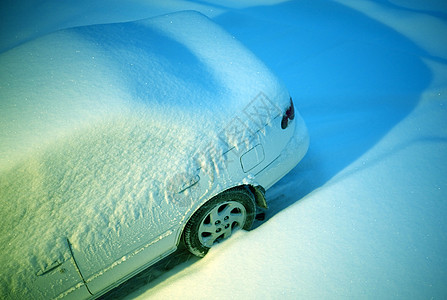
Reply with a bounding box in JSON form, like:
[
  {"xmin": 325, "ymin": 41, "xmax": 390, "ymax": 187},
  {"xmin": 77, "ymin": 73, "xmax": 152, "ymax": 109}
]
[{"xmin": 213, "ymin": 0, "xmax": 432, "ymax": 221}]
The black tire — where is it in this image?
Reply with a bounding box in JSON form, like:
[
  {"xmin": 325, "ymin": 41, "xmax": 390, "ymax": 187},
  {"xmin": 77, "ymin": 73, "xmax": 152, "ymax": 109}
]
[{"xmin": 182, "ymin": 187, "xmax": 256, "ymax": 257}]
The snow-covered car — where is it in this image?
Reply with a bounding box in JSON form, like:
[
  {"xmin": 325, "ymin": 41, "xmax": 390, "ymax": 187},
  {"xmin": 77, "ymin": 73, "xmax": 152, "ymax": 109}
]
[{"xmin": 0, "ymin": 11, "xmax": 309, "ymax": 299}]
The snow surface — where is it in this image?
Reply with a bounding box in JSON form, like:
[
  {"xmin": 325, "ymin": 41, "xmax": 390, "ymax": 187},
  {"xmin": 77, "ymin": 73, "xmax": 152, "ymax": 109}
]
[
  {"xmin": 0, "ymin": 10, "xmax": 290, "ymax": 298},
  {"xmin": 1, "ymin": 0, "xmax": 447, "ymax": 299}
]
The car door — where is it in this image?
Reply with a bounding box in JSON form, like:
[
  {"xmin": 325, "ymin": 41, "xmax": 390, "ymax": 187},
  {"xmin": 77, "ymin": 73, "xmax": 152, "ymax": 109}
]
[
  {"xmin": 69, "ymin": 177, "xmax": 196, "ymax": 296},
  {"xmin": 32, "ymin": 239, "xmax": 91, "ymax": 299}
]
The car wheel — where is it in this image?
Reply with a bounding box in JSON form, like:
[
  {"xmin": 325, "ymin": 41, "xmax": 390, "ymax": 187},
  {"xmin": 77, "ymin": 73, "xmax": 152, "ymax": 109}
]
[{"xmin": 183, "ymin": 187, "xmax": 256, "ymax": 257}]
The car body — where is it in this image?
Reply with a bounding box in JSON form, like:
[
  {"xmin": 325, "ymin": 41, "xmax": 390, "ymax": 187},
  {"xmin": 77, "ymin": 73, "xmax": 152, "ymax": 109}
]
[{"xmin": 0, "ymin": 11, "xmax": 308, "ymax": 299}]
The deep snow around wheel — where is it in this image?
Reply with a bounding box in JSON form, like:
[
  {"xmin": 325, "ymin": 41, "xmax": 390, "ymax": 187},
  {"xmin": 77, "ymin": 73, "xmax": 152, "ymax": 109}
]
[{"xmin": 1, "ymin": 0, "xmax": 447, "ymax": 299}]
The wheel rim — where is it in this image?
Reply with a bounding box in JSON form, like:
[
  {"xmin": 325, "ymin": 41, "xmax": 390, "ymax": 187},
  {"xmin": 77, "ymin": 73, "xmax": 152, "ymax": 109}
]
[{"xmin": 198, "ymin": 201, "xmax": 247, "ymax": 248}]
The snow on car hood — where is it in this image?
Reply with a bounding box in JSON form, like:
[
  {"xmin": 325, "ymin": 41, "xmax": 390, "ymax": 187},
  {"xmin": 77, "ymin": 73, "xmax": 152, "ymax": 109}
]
[{"xmin": 0, "ymin": 11, "xmax": 290, "ymax": 297}]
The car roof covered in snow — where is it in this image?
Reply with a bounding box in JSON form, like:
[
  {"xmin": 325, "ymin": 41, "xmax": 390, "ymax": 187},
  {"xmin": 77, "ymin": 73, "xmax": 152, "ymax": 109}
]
[
  {"xmin": 0, "ymin": 10, "xmax": 289, "ymax": 170},
  {"xmin": 0, "ymin": 11, "xmax": 289, "ymax": 298}
]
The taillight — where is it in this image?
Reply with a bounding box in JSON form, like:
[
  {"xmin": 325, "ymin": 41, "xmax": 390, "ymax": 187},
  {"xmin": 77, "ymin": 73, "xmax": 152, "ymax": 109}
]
[{"xmin": 281, "ymin": 97, "xmax": 295, "ymax": 129}]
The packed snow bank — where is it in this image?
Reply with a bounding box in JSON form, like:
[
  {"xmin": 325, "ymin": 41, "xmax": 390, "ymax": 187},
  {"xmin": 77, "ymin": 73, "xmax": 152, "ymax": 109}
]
[
  {"xmin": 0, "ymin": 0, "xmax": 291, "ymax": 53},
  {"xmin": 0, "ymin": 0, "xmax": 223, "ymax": 53},
  {"xmin": 0, "ymin": 11, "xmax": 291, "ymax": 298}
]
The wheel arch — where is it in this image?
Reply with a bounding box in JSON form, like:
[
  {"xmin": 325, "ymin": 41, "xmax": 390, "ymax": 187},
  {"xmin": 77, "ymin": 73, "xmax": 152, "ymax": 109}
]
[{"xmin": 174, "ymin": 184, "xmax": 266, "ymax": 248}]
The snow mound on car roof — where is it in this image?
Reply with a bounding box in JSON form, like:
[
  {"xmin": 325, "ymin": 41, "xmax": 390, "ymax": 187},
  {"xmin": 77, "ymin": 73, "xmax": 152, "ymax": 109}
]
[{"xmin": 0, "ymin": 11, "xmax": 289, "ymax": 297}]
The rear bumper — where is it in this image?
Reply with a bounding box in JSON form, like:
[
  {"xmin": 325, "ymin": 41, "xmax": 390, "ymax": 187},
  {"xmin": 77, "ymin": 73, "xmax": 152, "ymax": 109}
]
[{"xmin": 255, "ymin": 113, "xmax": 309, "ymax": 190}]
